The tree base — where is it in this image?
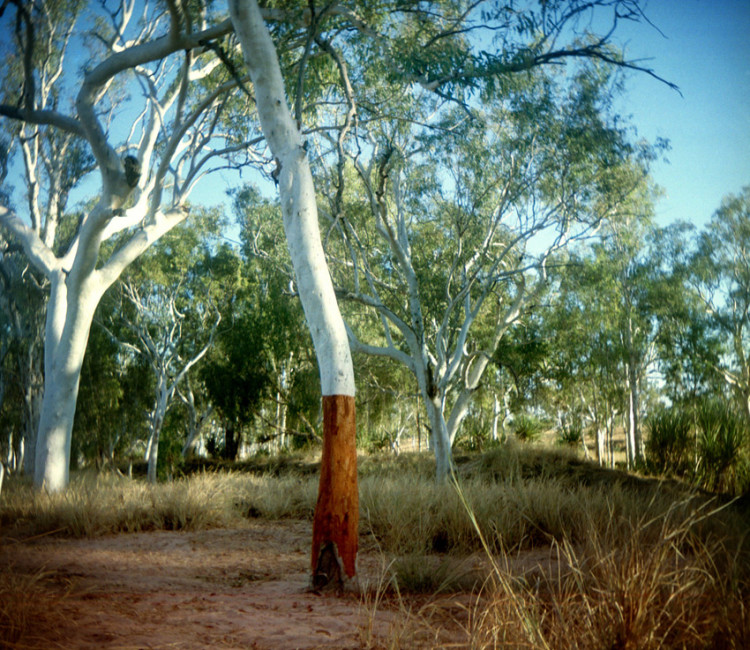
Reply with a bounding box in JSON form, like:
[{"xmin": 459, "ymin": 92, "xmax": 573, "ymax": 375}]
[
  {"xmin": 310, "ymin": 542, "xmax": 359, "ymax": 594},
  {"xmin": 311, "ymin": 394, "xmax": 358, "ymax": 592}
]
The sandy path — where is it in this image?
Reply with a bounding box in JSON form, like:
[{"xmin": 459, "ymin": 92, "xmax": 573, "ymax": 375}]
[{"xmin": 1, "ymin": 521, "xmax": 412, "ymax": 649}]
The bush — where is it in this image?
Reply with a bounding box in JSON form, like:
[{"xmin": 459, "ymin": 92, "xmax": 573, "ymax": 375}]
[
  {"xmin": 645, "ymin": 407, "xmax": 693, "ymax": 476},
  {"xmin": 512, "ymin": 414, "xmax": 546, "ymax": 442},
  {"xmin": 695, "ymin": 400, "xmax": 749, "ymax": 495},
  {"xmin": 557, "ymin": 422, "xmax": 583, "ymax": 446}
]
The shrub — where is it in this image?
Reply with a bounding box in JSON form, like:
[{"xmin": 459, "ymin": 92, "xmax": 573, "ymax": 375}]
[
  {"xmin": 512, "ymin": 414, "xmax": 546, "ymax": 442},
  {"xmin": 557, "ymin": 422, "xmax": 583, "ymax": 446},
  {"xmin": 645, "ymin": 406, "xmax": 693, "ymax": 476},
  {"xmin": 695, "ymin": 400, "xmax": 749, "ymax": 494}
]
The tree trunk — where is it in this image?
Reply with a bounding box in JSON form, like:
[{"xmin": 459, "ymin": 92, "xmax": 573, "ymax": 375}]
[
  {"xmin": 423, "ymin": 393, "xmax": 453, "ymax": 483},
  {"xmin": 34, "ymin": 276, "xmax": 101, "ymax": 491},
  {"xmin": 146, "ymin": 423, "xmax": 161, "ymax": 484},
  {"xmin": 596, "ymin": 426, "xmax": 606, "ymax": 466},
  {"xmin": 311, "ymin": 395, "xmax": 358, "ymax": 591},
  {"xmin": 492, "ymin": 395, "xmax": 501, "ymax": 442},
  {"xmin": 224, "ymin": 422, "xmax": 240, "ymax": 461},
  {"xmin": 276, "ymin": 391, "xmax": 288, "ymax": 452},
  {"xmin": 624, "ymin": 314, "xmax": 644, "ymax": 466},
  {"xmin": 229, "ymin": 0, "xmax": 358, "ymax": 591}
]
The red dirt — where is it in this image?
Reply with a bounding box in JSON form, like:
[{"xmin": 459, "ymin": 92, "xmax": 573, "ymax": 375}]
[
  {"xmin": 1, "ymin": 519, "xmax": 565, "ymax": 649},
  {"xmin": 0, "ymin": 520, "xmax": 455, "ymax": 649}
]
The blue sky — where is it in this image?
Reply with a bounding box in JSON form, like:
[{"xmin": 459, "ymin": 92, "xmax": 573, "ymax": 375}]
[
  {"xmin": 197, "ymin": 1, "xmax": 750, "ymax": 233},
  {"xmin": 2, "ymin": 1, "xmax": 748, "ymax": 234},
  {"xmin": 614, "ymin": 0, "xmax": 750, "ymax": 228}
]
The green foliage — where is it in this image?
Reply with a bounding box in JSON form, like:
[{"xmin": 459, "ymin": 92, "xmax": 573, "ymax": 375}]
[
  {"xmin": 690, "ymin": 187, "xmax": 750, "ymax": 422},
  {"xmin": 74, "ymin": 324, "xmax": 139, "ymax": 468},
  {"xmin": 198, "ymin": 185, "xmax": 321, "ymax": 455},
  {"xmin": 645, "ymin": 406, "xmax": 693, "ymax": 476},
  {"xmin": 512, "ymin": 414, "xmax": 546, "ymax": 442},
  {"xmin": 643, "ymin": 399, "xmax": 749, "ymax": 495},
  {"xmin": 157, "ymin": 408, "xmax": 190, "ymax": 479},
  {"xmin": 695, "ymin": 400, "xmax": 749, "ymax": 495}
]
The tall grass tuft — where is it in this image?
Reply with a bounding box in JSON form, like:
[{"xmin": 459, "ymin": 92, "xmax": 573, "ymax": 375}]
[
  {"xmin": 512, "ymin": 414, "xmax": 547, "ymax": 442},
  {"xmin": 0, "ymin": 470, "xmax": 320, "ymax": 539},
  {"xmin": 360, "ymin": 447, "xmax": 721, "ymax": 558},
  {"xmin": 645, "ymin": 406, "xmax": 693, "ymax": 475},
  {"xmin": 695, "ymin": 400, "xmax": 749, "ymax": 494},
  {"xmin": 457, "ymin": 480, "xmax": 750, "ymax": 649},
  {"xmin": 0, "ymin": 569, "xmax": 67, "ymax": 648}
]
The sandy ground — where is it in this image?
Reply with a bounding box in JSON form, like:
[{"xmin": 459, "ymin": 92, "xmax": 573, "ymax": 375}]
[{"xmin": 1, "ymin": 520, "xmax": 478, "ymax": 649}]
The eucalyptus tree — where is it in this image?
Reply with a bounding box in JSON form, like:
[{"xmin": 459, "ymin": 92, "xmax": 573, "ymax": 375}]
[
  {"xmin": 691, "ymin": 187, "xmax": 750, "ymax": 421},
  {"xmin": 591, "ymin": 180, "xmax": 665, "ymax": 466},
  {"xmin": 110, "ymin": 217, "xmax": 223, "ymax": 482},
  {"xmin": 543, "ymin": 250, "xmax": 633, "ymax": 466},
  {"xmin": 321, "ymin": 65, "xmax": 657, "ymax": 479},
  {"xmin": 228, "ymin": 0, "xmax": 363, "ymax": 591},
  {"xmin": 0, "ymin": 0, "xmax": 259, "ymax": 491},
  {"xmin": 0, "ymin": 59, "xmax": 89, "ymax": 476},
  {"xmin": 224, "ymin": 0, "xmax": 672, "ymax": 588},
  {"xmin": 547, "ymin": 186, "xmax": 675, "ymax": 469},
  {"xmin": 651, "ymin": 222, "xmax": 724, "ymax": 406}
]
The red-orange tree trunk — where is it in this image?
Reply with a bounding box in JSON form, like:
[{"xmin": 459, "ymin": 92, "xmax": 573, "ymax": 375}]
[{"xmin": 311, "ymin": 395, "xmax": 358, "ymax": 591}]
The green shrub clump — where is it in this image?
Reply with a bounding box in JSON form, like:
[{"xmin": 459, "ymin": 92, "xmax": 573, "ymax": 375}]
[{"xmin": 645, "ymin": 400, "xmax": 749, "ymax": 495}]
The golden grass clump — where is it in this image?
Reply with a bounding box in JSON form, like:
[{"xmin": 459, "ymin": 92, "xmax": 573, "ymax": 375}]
[
  {"xmin": 0, "ymin": 469, "xmax": 323, "ymax": 539},
  {"xmin": 463, "ymin": 494, "xmax": 750, "ymax": 649},
  {"xmin": 0, "ymin": 471, "xmax": 238, "ymax": 536},
  {"xmin": 0, "ymin": 568, "xmax": 68, "ymax": 649}
]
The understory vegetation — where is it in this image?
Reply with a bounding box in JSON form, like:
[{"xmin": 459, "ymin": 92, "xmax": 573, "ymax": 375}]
[
  {"xmin": 646, "ymin": 399, "xmax": 750, "ymax": 496},
  {"xmin": 2, "ymin": 444, "xmax": 748, "ymax": 648}
]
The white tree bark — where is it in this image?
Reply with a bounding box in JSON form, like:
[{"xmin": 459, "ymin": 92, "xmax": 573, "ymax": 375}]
[
  {"xmin": 228, "ymin": 0, "xmax": 354, "ymax": 399},
  {"xmin": 179, "ymin": 379, "xmax": 214, "ymax": 458},
  {"xmin": 229, "ymin": 0, "xmax": 359, "ymax": 589},
  {"xmin": 0, "ymin": 3, "xmax": 248, "ymax": 491}
]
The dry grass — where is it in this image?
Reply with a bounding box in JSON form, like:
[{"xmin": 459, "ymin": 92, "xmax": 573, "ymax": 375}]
[
  {"xmin": 359, "ymin": 447, "xmax": 750, "ymax": 648},
  {"xmin": 461, "ymin": 494, "xmax": 749, "ymax": 649},
  {"xmin": 2, "ymin": 446, "xmax": 748, "ymax": 649},
  {"xmin": 0, "ymin": 568, "xmax": 69, "ymax": 649},
  {"xmin": 0, "ymin": 470, "xmax": 321, "ymax": 539}
]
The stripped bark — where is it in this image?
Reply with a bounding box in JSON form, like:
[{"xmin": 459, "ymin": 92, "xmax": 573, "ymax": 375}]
[{"xmin": 311, "ymin": 395, "xmax": 358, "ymax": 590}]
